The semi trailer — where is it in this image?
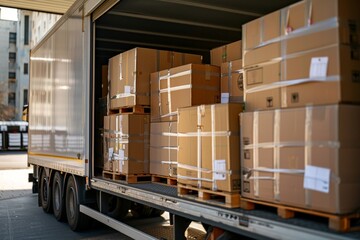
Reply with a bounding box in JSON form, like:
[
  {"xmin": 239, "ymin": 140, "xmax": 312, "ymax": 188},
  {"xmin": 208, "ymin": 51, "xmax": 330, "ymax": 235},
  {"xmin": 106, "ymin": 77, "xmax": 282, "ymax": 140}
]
[{"xmin": 28, "ymin": 0, "xmax": 360, "ymax": 239}]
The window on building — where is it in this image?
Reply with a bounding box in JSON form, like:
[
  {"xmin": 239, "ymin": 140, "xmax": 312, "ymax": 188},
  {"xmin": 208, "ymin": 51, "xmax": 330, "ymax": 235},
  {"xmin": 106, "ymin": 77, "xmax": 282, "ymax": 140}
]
[
  {"xmin": 9, "ymin": 72, "xmax": 16, "ymax": 79},
  {"xmin": 9, "ymin": 32, "xmax": 16, "ymax": 43},
  {"xmin": 24, "ymin": 89, "xmax": 28, "ymax": 105},
  {"xmin": 24, "ymin": 15, "xmax": 29, "ymax": 45},
  {"xmin": 24, "ymin": 63, "xmax": 29, "ymax": 74},
  {"xmin": 9, "ymin": 52, "xmax": 16, "ymax": 60},
  {"xmin": 8, "ymin": 81, "xmax": 16, "ymax": 93},
  {"xmin": 8, "ymin": 93, "xmax": 15, "ymax": 106}
]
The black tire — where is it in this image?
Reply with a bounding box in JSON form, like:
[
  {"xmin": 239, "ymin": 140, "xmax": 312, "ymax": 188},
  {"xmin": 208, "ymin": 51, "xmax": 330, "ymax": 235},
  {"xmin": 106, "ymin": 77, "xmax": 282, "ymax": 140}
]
[
  {"xmin": 97, "ymin": 192, "xmax": 131, "ymax": 219},
  {"xmin": 65, "ymin": 175, "xmax": 91, "ymax": 231},
  {"xmin": 131, "ymin": 203, "xmax": 153, "ymax": 218},
  {"xmin": 52, "ymin": 172, "xmax": 66, "ymax": 221},
  {"xmin": 39, "ymin": 169, "xmax": 52, "ymax": 213}
]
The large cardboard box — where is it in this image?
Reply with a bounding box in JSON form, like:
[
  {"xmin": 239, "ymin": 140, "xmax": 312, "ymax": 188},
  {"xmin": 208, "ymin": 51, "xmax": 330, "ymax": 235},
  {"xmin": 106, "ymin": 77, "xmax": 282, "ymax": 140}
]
[
  {"xmin": 151, "ymin": 64, "xmax": 220, "ymax": 122},
  {"xmin": 103, "ymin": 114, "xmax": 150, "ymax": 174},
  {"xmin": 242, "ymin": 0, "xmax": 360, "ymax": 111},
  {"xmin": 221, "ymin": 59, "xmax": 243, "ymax": 103},
  {"xmin": 150, "ymin": 121, "xmax": 178, "ymax": 177},
  {"xmin": 177, "ymin": 103, "xmax": 243, "ymax": 192},
  {"xmin": 211, "ymin": 40, "xmax": 242, "ymax": 67},
  {"xmin": 109, "ymin": 48, "xmax": 202, "ymax": 109},
  {"xmin": 240, "ymin": 105, "xmax": 360, "ymax": 214}
]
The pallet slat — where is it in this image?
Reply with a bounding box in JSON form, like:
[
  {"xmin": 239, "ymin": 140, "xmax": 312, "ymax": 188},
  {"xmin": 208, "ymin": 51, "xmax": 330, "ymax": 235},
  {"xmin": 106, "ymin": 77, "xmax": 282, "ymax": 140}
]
[
  {"xmin": 103, "ymin": 170, "xmax": 151, "ymax": 183},
  {"xmin": 151, "ymin": 175, "xmax": 177, "ymax": 187},
  {"xmin": 109, "ymin": 105, "xmax": 150, "ymax": 115},
  {"xmin": 178, "ymin": 183, "xmax": 240, "ymax": 208},
  {"xmin": 240, "ymin": 198, "xmax": 360, "ymax": 232}
]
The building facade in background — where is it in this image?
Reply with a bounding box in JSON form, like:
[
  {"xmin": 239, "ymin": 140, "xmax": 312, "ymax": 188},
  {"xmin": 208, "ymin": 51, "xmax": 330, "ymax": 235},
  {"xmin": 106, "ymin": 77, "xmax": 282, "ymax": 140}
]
[
  {"xmin": 0, "ymin": 8, "xmax": 61, "ymax": 120},
  {"xmin": 0, "ymin": 18, "xmax": 17, "ymax": 120},
  {"xmin": 16, "ymin": 10, "xmax": 32, "ymax": 120}
]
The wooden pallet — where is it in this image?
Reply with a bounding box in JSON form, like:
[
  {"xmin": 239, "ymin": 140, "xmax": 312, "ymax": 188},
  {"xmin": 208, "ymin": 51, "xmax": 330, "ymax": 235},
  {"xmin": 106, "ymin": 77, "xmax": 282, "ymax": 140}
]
[
  {"xmin": 103, "ymin": 171, "xmax": 151, "ymax": 183},
  {"xmin": 151, "ymin": 175, "xmax": 177, "ymax": 187},
  {"xmin": 109, "ymin": 105, "xmax": 150, "ymax": 115},
  {"xmin": 177, "ymin": 183, "xmax": 240, "ymax": 208},
  {"xmin": 240, "ymin": 198, "xmax": 360, "ymax": 232}
]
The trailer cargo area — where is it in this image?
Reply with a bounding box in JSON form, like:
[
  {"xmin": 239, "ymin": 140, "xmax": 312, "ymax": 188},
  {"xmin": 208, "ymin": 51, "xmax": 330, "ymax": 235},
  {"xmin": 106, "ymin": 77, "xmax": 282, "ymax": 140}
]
[{"xmin": 28, "ymin": 0, "xmax": 360, "ymax": 239}]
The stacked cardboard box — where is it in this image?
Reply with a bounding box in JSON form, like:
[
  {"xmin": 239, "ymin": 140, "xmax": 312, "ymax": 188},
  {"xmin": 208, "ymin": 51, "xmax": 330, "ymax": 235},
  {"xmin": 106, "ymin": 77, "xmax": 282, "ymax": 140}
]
[
  {"xmin": 240, "ymin": 0, "xmax": 360, "ymax": 214},
  {"xmin": 150, "ymin": 64, "xmax": 221, "ymax": 122},
  {"xmin": 150, "ymin": 63, "xmax": 221, "ymax": 178},
  {"xmin": 177, "ymin": 103, "xmax": 243, "ymax": 192},
  {"xmin": 103, "ymin": 114, "xmax": 150, "ymax": 174},
  {"xmin": 108, "ymin": 48, "xmax": 202, "ymax": 110},
  {"xmin": 149, "ymin": 122, "xmax": 178, "ymax": 177},
  {"xmin": 211, "ymin": 40, "xmax": 244, "ymax": 103},
  {"xmin": 242, "ymin": 0, "xmax": 360, "ymax": 111},
  {"xmin": 240, "ymin": 105, "xmax": 360, "ymax": 214}
]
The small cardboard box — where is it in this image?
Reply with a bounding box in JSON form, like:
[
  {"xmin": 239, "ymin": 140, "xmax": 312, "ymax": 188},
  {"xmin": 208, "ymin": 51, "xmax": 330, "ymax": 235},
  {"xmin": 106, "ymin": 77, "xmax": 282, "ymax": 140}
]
[
  {"xmin": 103, "ymin": 114, "xmax": 150, "ymax": 174},
  {"xmin": 177, "ymin": 103, "xmax": 243, "ymax": 192},
  {"xmin": 240, "ymin": 104, "xmax": 360, "ymax": 214},
  {"xmin": 211, "ymin": 40, "xmax": 242, "ymax": 67},
  {"xmin": 221, "ymin": 59, "xmax": 243, "ymax": 103},
  {"xmin": 151, "ymin": 64, "xmax": 220, "ymax": 122},
  {"xmin": 109, "ymin": 48, "xmax": 202, "ymax": 109},
  {"xmin": 149, "ymin": 121, "xmax": 178, "ymax": 177}
]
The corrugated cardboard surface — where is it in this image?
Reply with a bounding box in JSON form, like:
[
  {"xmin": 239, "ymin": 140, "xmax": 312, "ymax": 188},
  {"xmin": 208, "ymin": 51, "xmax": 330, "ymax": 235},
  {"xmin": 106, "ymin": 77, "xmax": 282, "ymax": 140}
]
[
  {"xmin": 242, "ymin": 0, "xmax": 360, "ymax": 111},
  {"xmin": 109, "ymin": 48, "xmax": 202, "ymax": 109},
  {"xmin": 103, "ymin": 114, "xmax": 150, "ymax": 174},
  {"xmin": 211, "ymin": 40, "xmax": 242, "ymax": 67},
  {"xmin": 151, "ymin": 64, "xmax": 220, "ymax": 122},
  {"xmin": 150, "ymin": 121, "xmax": 178, "ymax": 177},
  {"xmin": 221, "ymin": 59, "xmax": 243, "ymax": 103},
  {"xmin": 240, "ymin": 105, "xmax": 360, "ymax": 214},
  {"xmin": 177, "ymin": 103, "xmax": 243, "ymax": 192}
]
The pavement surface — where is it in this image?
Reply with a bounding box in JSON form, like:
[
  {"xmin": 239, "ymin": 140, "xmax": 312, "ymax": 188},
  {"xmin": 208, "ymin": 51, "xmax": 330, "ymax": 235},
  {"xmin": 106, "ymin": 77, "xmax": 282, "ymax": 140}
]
[{"xmin": 0, "ymin": 152, "xmax": 206, "ymax": 240}]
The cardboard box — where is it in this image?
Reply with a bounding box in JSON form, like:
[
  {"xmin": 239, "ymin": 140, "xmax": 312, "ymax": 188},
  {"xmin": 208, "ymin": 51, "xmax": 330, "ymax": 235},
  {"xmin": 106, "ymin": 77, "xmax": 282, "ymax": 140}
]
[
  {"xmin": 243, "ymin": 0, "xmax": 360, "ymax": 111},
  {"xmin": 103, "ymin": 114, "xmax": 150, "ymax": 174},
  {"xmin": 109, "ymin": 48, "xmax": 202, "ymax": 109},
  {"xmin": 151, "ymin": 64, "xmax": 220, "ymax": 122},
  {"xmin": 177, "ymin": 103, "xmax": 243, "ymax": 192},
  {"xmin": 211, "ymin": 40, "xmax": 242, "ymax": 67},
  {"xmin": 221, "ymin": 59, "xmax": 243, "ymax": 103},
  {"xmin": 150, "ymin": 121, "xmax": 178, "ymax": 177},
  {"xmin": 240, "ymin": 105, "xmax": 360, "ymax": 214}
]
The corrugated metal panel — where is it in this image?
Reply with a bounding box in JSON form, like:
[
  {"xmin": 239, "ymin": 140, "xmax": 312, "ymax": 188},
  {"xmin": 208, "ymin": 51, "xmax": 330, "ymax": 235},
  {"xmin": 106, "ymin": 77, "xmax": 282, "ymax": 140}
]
[{"xmin": 0, "ymin": 0, "xmax": 76, "ymax": 14}]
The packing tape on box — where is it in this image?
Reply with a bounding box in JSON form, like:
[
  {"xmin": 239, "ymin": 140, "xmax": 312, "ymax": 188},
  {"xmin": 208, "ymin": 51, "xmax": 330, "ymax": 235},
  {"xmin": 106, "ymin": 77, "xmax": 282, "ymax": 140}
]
[
  {"xmin": 244, "ymin": 16, "xmax": 338, "ymax": 53},
  {"xmin": 211, "ymin": 104, "xmax": 217, "ymax": 190},
  {"xmin": 245, "ymin": 75, "xmax": 340, "ymax": 94},
  {"xmin": 304, "ymin": 106, "xmax": 312, "ymax": 207},
  {"xmin": 243, "ymin": 140, "xmax": 340, "ymax": 149}
]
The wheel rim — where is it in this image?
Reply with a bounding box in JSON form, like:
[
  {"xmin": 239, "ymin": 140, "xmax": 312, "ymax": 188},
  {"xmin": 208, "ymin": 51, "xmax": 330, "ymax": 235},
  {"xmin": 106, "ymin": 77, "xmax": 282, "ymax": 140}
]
[
  {"xmin": 68, "ymin": 187, "xmax": 76, "ymax": 219},
  {"xmin": 54, "ymin": 181, "xmax": 61, "ymax": 210}
]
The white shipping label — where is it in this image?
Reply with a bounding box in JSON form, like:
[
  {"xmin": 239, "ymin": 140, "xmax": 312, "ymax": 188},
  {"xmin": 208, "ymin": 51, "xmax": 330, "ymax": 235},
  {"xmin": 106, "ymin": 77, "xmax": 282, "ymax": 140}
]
[
  {"xmin": 124, "ymin": 85, "xmax": 131, "ymax": 94},
  {"xmin": 119, "ymin": 149, "xmax": 125, "ymax": 160},
  {"xmin": 108, "ymin": 147, "xmax": 114, "ymax": 161},
  {"xmin": 309, "ymin": 57, "xmax": 328, "ymax": 78},
  {"xmin": 221, "ymin": 93, "xmax": 230, "ymax": 104},
  {"xmin": 214, "ymin": 160, "xmax": 226, "ymax": 180},
  {"xmin": 303, "ymin": 165, "xmax": 330, "ymax": 193}
]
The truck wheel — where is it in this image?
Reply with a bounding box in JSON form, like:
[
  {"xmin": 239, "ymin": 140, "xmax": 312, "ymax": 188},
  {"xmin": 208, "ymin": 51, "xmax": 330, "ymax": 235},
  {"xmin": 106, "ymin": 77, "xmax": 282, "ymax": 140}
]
[
  {"xmin": 66, "ymin": 175, "xmax": 91, "ymax": 231},
  {"xmin": 52, "ymin": 172, "xmax": 66, "ymax": 221},
  {"xmin": 131, "ymin": 203, "xmax": 153, "ymax": 218},
  {"xmin": 39, "ymin": 169, "xmax": 52, "ymax": 213},
  {"xmin": 97, "ymin": 192, "xmax": 130, "ymax": 219}
]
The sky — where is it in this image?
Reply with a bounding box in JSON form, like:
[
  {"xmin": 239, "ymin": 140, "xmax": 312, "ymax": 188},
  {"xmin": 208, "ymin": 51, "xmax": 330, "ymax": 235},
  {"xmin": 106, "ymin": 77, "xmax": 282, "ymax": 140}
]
[{"xmin": 0, "ymin": 7, "xmax": 18, "ymax": 21}]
